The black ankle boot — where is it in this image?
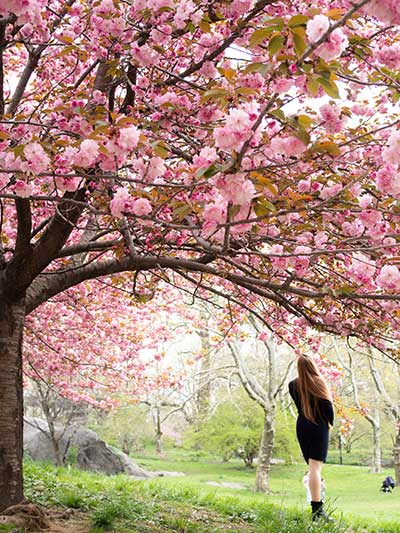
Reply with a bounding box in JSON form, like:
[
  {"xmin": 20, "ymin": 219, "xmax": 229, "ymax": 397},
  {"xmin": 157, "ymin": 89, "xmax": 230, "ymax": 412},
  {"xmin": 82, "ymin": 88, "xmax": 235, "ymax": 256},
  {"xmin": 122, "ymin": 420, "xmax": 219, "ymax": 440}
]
[{"xmin": 310, "ymin": 501, "xmax": 334, "ymax": 522}]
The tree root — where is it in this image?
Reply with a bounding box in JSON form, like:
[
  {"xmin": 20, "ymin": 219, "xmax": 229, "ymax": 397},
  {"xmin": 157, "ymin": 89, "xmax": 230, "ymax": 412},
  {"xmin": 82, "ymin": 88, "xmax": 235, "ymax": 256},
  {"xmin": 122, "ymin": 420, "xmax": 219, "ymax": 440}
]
[{"xmin": 0, "ymin": 502, "xmax": 51, "ymax": 530}]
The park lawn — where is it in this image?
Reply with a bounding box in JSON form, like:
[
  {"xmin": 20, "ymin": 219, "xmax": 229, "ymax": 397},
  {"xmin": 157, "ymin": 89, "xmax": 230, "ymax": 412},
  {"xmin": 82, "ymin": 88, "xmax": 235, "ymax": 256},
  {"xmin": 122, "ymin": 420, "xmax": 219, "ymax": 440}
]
[
  {"xmin": 133, "ymin": 448, "xmax": 400, "ymax": 532},
  {"xmin": 18, "ymin": 453, "xmax": 400, "ymax": 533}
]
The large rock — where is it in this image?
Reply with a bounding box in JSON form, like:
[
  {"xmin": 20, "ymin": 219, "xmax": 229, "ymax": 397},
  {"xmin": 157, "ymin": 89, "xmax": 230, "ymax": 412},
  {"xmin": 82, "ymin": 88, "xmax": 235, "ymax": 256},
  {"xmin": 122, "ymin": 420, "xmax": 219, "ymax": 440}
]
[{"xmin": 23, "ymin": 417, "xmax": 154, "ymax": 478}]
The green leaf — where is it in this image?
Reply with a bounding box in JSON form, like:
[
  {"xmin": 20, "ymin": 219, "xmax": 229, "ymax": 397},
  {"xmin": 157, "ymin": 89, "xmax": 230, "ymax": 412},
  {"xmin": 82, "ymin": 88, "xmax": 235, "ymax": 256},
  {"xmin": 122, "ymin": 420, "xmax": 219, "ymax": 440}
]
[
  {"xmin": 291, "ymin": 29, "xmax": 307, "ymax": 57},
  {"xmin": 173, "ymin": 204, "xmax": 192, "ymax": 218},
  {"xmin": 249, "ymin": 27, "xmax": 274, "ymax": 47},
  {"xmin": 200, "ymin": 88, "xmax": 229, "ymax": 103},
  {"xmin": 316, "ymin": 76, "xmax": 340, "ymax": 99},
  {"xmin": 242, "ymin": 62, "xmax": 268, "ymax": 75},
  {"xmin": 288, "ymin": 14, "xmax": 308, "ymax": 28},
  {"xmin": 268, "ymin": 35, "xmax": 285, "ymax": 55},
  {"xmin": 297, "ymin": 114, "xmax": 313, "ymax": 128},
  {"xmin": 195, "ymin": 164, "xmax": 219, "ymax": 179},
  {"xmin": 313, "ymin": 141, "xmax": 341, "ymax": 156}
]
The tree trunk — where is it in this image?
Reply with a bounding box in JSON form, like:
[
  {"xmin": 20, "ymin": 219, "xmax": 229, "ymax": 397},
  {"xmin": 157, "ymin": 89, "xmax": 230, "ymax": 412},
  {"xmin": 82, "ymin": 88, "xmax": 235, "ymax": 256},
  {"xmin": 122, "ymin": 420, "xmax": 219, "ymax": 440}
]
[
  {"xmin": 255, "ymin": 406, "xmax": 276, "ymax": 493},
  {"xmin": 154, "ymin": 406, "xmax": 163, "ymax": 455},
  {"xmin": 338, "ymin": 433, "xmax": 343, "ymax": 465},
  {"xmin": 393, "ymin": 425, "xmax": 400, "ymax": 486},
  {"xmin": 0, "ymin": 298, "xmax": 25, "ymax": 510},
  {"xmin": 370, "ymin": 418, "xmax": 381, "ymax": 473},
  {"xmin": 196, "ymin": 329, "xmax": 212, "ymax": 421}
]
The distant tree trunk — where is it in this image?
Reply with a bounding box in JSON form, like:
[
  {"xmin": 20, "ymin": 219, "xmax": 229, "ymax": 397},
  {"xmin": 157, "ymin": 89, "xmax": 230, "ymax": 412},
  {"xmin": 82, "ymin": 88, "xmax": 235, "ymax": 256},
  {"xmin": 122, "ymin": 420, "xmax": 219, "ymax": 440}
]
[
  {"xmin": 338, "ymin": 433, "xmax": 343, "ymax": 465},
  {"xmin": 393, "ymin": 427, "xmax": 400, "ymax": 486},
  {"xmin": 255, "ymin": 406, "xmax": 276, "ymax": 493},
  {"xmin": 369, "ymin": 403, "xmax": 381, "ymax": 473},
  {"xmin": 196, "ymin": 328, "xmax": 212, "ymax": 421},
  {"xmin": 154, "ymin": 405, "xmax": 163, "ymax": 455},
  {"xmin": 39, "ymin": 394, "xmax": 64, "ymax": 467},
  {"xmin": 0, "ymin": 299, "xmax": 25, "ymax": 510}
]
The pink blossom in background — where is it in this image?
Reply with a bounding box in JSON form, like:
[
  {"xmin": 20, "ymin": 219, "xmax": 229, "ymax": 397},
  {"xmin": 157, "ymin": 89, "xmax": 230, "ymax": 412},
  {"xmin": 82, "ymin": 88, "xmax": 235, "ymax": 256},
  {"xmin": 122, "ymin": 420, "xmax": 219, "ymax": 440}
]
[
  {"xmin": 374, "ymin": 42, "xmax": 400, "ymax": 70},
  {"xmin": 382, "ymin": 130, "xmax": 400, "ymax": 166},
  {"xmin": 342, "ymin": 219, "xmax": 365, "ymax": 237},
  {"xmin": 23, "ymin": 142, "xmax": 50, "ymax": 174},
  {"xmin": 74, "ymin": 139, "xmax": 99, "ymax": 168},
  {"xmin": 306, "ymin": 15, "xmax": 330, "ymax": 43},
  {"xmin": 193, "ymin": 147, "xmax": 218, "ymax": 168},
  {"xmin": 320, "ymin": 183, "xmax": 343, "ymax": 200},
  {"xmin": 213, "ymin": 173, "xmax": 256, "ymax": 205},
  {"xmin": 291, "ymin": 246, "xmax": 311, "ymax": 276},
  {"xmin": 350, "ymin": 253, "xmax": 376, "ymax": 284},
  {"xmin": 117, "ymin": 125, "xmax": 140, "ymax": 150},
  {"xmin": 376, "ymin": 265, "xmax": 400, "ymax": 290},
  {"xmin": 270, "ymin": 135, "xmax": 307, "ymax": 157},
  {"xmin": 273, "ymin": 78, "xmax": 294, "ymax": 93},
  {"xmin": 362, "ymin": 0, "xmax": 400, "ymax": 24},
  {"xmin": 319, "ymin": 103, "xmax": 348, "ymax": 134},
  {"xmin": 315, "ymin": 28, "xmax": 349, "ymax": 61},
  {"xmin": 110, "ymin": 187, "xmax": 133, "ymax": 218},
  {"xmin": 132, "ymin": 197, "xmax": 152, "ymax": 216},
  {"xmin": 13, "ymin": 180, "xmax": 33, "ymax": 198},
  {"xmin": 375, "ymin": 165, "xmax": 400, "ymax": 196},
  {"xmin": 269, "ymin": 244, "xmax": 288, "ymax": 270}
]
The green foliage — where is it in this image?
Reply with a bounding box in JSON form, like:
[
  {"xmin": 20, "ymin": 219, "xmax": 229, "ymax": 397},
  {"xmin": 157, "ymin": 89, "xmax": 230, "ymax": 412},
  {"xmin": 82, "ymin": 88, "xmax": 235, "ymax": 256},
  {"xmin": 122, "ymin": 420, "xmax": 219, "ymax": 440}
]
[
  {"xmin": 273, "ymin": 408, "xmax": 300, "ymax": 463},
  {"xmin": 184, "ymin": 393, "xmax": 263, "ymax": 465},
  {"xmin": 59, "ymin": 488, "xmax": 87, "ymax": 509},
  {"xmin": 64, "ymin": 445, "xmax": 78, "ymax": 466},
  {"xmin": 89, "ymin": 403, "xmax": 153, "ymax": 455}
]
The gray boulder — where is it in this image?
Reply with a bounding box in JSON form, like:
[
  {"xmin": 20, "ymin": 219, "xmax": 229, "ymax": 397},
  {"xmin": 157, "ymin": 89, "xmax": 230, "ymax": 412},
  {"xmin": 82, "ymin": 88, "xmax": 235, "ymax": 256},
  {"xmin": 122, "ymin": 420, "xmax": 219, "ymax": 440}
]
[{"xmin": 23, "ymin": 417, "xmax": 154, "ymax": 478}]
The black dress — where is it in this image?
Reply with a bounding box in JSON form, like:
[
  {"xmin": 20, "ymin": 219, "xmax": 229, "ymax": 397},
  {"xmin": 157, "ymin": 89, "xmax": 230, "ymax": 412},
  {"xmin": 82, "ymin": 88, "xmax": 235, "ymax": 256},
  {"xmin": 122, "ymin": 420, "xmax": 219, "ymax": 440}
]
[{"xmin": 289, "ymin": 378, "xmax": 334, "ymax": 464}]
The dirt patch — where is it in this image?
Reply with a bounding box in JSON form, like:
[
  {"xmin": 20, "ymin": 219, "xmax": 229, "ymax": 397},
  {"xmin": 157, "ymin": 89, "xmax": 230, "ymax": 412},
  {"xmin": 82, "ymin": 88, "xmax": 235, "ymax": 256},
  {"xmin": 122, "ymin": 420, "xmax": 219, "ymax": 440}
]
[{"xmin": 0, "ymin": 507, "xmax": 90, "ymax": 533}]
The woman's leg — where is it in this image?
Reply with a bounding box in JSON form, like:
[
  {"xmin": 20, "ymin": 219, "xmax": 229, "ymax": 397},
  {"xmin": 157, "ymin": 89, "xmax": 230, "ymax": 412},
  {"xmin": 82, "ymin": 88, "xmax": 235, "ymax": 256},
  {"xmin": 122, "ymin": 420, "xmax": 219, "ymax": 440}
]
[{"xmin": 308, "ymin": 459, "xmax": 323, "ymax": 501}]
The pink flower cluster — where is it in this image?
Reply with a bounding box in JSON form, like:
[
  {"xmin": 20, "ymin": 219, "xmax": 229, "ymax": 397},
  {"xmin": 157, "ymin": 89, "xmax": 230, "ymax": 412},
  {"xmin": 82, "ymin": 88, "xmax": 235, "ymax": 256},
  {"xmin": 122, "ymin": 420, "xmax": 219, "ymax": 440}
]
[
  {"xmin": 110, "ymin": 187, "xmax": 152, "ymax": 218},
  {"xmin": 270, "ymin": 135, "xmax": 307, "ymax": 157},
  {"xmin": 0, "ymin": 0, "xmax": 45, "ymax": 25},
  {"xmin": 269, "ymin": 244, "xmax": 311, "ymax": 275},
  {"xmin": 213, "ymin": 107, "xmax": 255, "ymax": 152},
  {"xmin": 363, "ymin": 0, "xmax": 400, "ymax": 24},
  {"xmin": 212, "ymin": 173, "xmax": 256, "ymax": 205},
  {"xmin": 350, "ymin": 253, "xmax": 376, "ymax": 284},
  {"xmin": 376, "ymin": 264, "xmax": 400, "ymax": 290},
  {"xmin": 382, "ymin": 130, "xmax": 400, "ymax": 166},
  {"xmin": 319, "ymin": 103, "xmax": 348, "ymax": 134},
  {"xmin": 375, "ymin": 165, "xmax": 400, "ymax": 197},
  {"xmin": 374, "ymin": 43, "xmax": 400, "ymax": 70},
  {"xmin": 306, "ymin": 15, "xmax": 348, "ymax": 61}
]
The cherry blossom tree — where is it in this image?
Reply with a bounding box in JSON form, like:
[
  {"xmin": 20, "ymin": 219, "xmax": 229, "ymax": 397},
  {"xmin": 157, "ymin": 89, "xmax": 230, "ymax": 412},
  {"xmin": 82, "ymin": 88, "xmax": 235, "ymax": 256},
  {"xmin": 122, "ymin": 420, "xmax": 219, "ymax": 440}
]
[{"xmin": 1, "ymin": 0, "xmax": 400, "ymax": 509}]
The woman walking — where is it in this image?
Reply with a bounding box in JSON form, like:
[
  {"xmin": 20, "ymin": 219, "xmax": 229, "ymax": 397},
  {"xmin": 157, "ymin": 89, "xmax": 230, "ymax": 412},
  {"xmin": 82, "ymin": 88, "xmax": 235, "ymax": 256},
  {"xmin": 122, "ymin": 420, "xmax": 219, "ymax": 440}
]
[{"xmin": 289, "ymin": 354, "xmax": 334, "ymax": 522}]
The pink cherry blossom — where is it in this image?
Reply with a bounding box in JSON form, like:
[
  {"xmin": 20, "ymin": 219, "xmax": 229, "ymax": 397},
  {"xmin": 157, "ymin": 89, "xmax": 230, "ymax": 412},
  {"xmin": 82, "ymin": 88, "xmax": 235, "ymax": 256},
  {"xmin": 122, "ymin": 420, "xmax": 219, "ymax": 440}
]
[
  {"xmin": 319, "ymin": 103, "xmax": 347, "ymax": 133},
  {"xmin": 316, "ymin": 28, "xmax": 348, "ymax": 61},
  {"xmin": 306, "ymin": 15, "xmax": 330, "ymax": 43},
  {"xmin": 117, "ymin": 125, "xmax": 140, "ymax": 150},
  {"xmin": 382, "ymin": 130, "xmax": 400, "ymax": 166},
  {"xmin": 74, "ymin": 139, "xmax": 99, "ymax": 168},
  {"xmin": 132, "ymin": 197, "xmax": 152, "ymax": 216},
  {"xmin": 350, "ymin": 253, "xmax": 376, "ymax": 284},
  {"xmin": 376, "ymin": 265, "xmax": 400, "ymax": 290},
  {"xmin": 13, "ymin": 180, "xmax": 33, "ymax": 197},
  {"xmin": 375, "ymin": 165, "xmax": 400, "ymax": 196},
  {"xmin": 270, "ymin": 135, "xmax": 307, "ymax": 157}
]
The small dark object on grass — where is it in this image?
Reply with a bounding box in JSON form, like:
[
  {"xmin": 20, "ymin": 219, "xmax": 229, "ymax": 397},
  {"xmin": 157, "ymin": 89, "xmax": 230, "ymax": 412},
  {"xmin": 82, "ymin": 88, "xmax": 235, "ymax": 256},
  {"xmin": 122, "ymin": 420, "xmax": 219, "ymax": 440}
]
[{"xmin": 381, "ymin": 475, "xmax": 395, "ymax": 493}]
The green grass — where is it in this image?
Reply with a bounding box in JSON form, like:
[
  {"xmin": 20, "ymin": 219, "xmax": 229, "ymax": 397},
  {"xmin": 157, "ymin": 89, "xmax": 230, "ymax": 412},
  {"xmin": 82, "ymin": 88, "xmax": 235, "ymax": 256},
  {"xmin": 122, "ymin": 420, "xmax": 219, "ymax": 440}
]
[{"xmin": 22, "ymin": 453, "xmax": 400, "ymax": 533}]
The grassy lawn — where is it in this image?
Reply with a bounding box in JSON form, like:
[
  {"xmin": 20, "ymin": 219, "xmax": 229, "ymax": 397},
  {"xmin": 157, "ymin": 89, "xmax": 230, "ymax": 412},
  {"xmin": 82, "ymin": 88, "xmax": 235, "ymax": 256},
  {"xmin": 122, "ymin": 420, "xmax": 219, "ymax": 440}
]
[
  {"xmin": 133, "ymin": 447, "xmax": 400, "ymax": 532},
  {"xmin": 14, "ymin": 447, "xmax": 400, "ymax": 533}
]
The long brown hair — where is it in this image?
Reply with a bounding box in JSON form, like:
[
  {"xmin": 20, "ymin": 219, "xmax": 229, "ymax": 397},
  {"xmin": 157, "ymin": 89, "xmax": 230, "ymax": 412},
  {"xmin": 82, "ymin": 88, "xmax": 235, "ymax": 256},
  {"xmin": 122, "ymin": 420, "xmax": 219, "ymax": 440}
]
[{"xmin": 297, "ymin": 355, "xmax": 332, "ymax": 424}]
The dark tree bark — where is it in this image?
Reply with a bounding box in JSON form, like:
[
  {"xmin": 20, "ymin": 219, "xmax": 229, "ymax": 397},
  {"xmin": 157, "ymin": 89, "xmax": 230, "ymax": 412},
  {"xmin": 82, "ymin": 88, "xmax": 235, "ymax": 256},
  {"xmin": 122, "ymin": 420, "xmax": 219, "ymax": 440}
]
[{"xmin": 0, "ymin": 298, "xmax": 25, "ymax": 509}]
